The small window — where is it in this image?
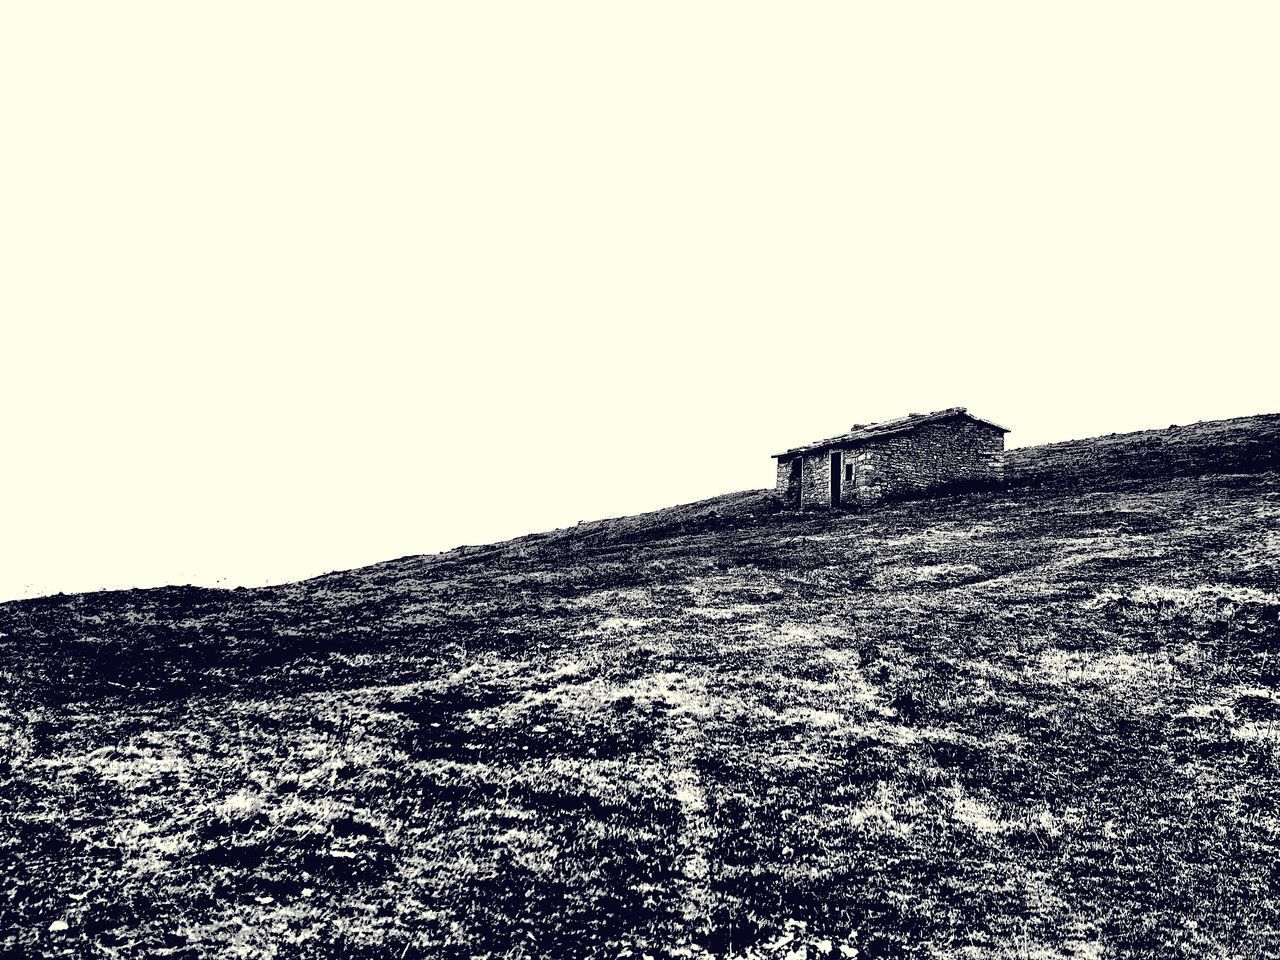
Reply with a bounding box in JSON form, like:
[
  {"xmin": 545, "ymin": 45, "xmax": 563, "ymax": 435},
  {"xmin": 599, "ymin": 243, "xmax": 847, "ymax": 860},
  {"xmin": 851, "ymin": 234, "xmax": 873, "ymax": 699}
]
[{"xmin": 845, "ymin": 464, "xmax": 853, "ymax": 482}]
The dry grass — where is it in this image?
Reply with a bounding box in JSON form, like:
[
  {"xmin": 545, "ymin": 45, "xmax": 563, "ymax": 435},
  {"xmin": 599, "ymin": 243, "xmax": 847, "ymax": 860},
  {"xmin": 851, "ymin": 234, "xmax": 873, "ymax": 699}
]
[{"xmin": 2, "ymin": 416, "xmax": 1280, "ymax": 958}]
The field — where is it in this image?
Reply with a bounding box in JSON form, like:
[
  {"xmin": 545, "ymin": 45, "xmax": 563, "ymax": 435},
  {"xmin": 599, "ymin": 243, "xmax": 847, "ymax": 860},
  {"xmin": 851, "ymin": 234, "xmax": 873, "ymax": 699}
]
[{"xmin": 2, "ymin": 415, "xmax": 1280, "ymax": 959}]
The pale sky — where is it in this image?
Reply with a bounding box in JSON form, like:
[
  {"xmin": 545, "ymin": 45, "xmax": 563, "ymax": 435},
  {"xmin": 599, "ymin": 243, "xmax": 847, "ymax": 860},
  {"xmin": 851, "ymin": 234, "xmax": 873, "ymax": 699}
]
[{"xmin": 2, "ymin": 3, "xmax": 1277, "ymax": 601}]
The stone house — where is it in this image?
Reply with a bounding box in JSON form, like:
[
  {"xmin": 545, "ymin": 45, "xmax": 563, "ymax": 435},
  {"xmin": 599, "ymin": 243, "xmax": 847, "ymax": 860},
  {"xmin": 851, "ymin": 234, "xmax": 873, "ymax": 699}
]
[{"xmin": 774, "ymin": 407, "xmax": 1008, "ymax": 509}]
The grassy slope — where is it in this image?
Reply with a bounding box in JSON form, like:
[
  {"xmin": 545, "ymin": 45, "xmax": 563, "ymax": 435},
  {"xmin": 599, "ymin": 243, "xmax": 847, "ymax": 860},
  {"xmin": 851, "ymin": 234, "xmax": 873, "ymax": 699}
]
[{"xmin": 2, "ymin": 416, "xmax": 1280, "ymax": 960}]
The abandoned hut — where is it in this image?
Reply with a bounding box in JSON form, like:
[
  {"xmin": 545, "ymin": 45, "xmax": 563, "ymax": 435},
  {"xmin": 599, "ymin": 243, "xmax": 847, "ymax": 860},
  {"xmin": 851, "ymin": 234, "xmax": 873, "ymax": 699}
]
[{"xmin": 774, "ymin": 407, "xmax": 1008, "ymax": 509}]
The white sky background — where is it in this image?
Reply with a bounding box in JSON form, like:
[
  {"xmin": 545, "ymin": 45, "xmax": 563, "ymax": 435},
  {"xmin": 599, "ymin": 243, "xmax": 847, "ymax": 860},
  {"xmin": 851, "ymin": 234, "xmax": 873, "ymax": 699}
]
[{"xmin": 2, "ymin": 3, "xmax": 1277, "ymax": 601}]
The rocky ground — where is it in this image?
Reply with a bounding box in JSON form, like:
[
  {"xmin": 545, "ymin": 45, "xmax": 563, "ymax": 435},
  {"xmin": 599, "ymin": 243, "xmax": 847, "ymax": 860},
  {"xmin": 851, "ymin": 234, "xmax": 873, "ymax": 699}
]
[{"xmin": 2, "ymin": 415, "xmax": 1279, "ymax": 959}]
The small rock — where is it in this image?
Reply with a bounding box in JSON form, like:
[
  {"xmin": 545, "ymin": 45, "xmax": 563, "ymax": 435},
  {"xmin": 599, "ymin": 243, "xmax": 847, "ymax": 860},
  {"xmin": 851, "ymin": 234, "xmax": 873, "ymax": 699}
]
[{"xmin": 48, "ymin": 919, "xmax": 69, "ymax": 933}]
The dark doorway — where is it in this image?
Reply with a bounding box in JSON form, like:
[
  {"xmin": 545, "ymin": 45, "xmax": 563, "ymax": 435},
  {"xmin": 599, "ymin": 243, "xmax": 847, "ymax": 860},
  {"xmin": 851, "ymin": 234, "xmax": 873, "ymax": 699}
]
[
  {"xmin": 788, "ymin": 458, "xmax": 802, "ymax": 506},
  {"xmin": 830, "ymin": 451, "xmax": 841, "ymax": 507}
]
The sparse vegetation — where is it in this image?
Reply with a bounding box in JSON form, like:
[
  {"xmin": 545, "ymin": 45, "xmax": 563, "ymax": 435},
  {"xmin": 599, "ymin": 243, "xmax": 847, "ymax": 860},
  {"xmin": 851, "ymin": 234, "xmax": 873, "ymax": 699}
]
[{"xmin": 2, "ymin": 416, "xmax": 1279, "ymax": 958}]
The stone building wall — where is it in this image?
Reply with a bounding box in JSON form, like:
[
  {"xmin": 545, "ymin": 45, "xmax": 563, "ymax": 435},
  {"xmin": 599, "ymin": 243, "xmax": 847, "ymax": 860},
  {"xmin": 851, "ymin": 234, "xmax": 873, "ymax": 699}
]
[
  {"xmin": 841, "ymin": 447, "xmax": 876, "ymax": 507},
  {"xmin": 775, "ymin": 458, "xmax": 798, "ymax": 505},
  {"xmin": 851, "ymin": 418, "xmax": 1005, "ymax": 505},
  {"xmin": 774, "ymin": 450, "xmax": 833, "ymax": 508},
  {"xmin": 800, "ymin": 451, "xmax": 831, "ymax": 508},
  {"xmin": 776, "ymin": 416, "xmax": 1006, "ymax": 508}
]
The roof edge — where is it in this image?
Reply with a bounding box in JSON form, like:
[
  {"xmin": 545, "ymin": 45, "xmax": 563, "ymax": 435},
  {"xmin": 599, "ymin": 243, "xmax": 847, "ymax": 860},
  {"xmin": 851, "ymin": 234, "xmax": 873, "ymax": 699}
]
[{"xmin": 772, "ymin": 408, "xmax": 1009, "ymax": 458}]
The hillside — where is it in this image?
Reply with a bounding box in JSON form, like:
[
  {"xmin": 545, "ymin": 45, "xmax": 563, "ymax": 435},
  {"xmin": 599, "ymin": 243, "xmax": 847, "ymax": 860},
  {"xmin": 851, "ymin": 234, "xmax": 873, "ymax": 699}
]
[{"xmin": 2, "ymin": 414, "xmax": 1280, "ymax": 959}]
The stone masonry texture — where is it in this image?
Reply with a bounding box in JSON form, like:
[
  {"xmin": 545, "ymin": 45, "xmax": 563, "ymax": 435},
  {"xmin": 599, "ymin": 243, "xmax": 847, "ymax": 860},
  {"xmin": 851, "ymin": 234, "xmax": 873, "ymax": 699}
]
[{"xmin": 775, "ymin": 413, "xmax": 1006, "ymax": 509}]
